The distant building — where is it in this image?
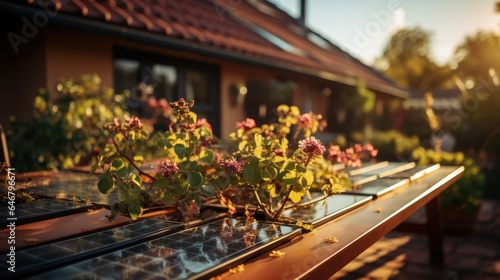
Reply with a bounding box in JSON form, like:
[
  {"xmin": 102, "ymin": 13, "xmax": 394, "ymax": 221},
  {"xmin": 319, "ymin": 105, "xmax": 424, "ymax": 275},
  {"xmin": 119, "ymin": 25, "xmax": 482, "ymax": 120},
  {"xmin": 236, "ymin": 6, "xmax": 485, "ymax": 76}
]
[{"xmin": 1, "ymin": 0, "xmax": 407, "ymax": 137}]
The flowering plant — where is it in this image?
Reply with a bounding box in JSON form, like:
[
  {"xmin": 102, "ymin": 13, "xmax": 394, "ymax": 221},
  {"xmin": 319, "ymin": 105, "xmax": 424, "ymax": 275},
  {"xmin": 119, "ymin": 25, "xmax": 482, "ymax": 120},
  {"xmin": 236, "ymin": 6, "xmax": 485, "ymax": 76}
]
[{"xmin": 93, "ymin": 99, "xmax": 376, "ymax": 225}]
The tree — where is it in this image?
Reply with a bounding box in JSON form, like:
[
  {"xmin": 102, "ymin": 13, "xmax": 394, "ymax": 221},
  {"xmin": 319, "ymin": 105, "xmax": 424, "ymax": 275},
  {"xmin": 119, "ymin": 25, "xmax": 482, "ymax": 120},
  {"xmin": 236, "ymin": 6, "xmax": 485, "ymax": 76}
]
[
  {"xmin": 448, "ymin": 30, "xmax": 500, "ymax": 151},
  {"xmin": 375, "ymin": 27, "xmax": 452, "ymax": 90},
  {"xmin": 452, "ymin": 31, "xmax": 500, "ymax": 81}
]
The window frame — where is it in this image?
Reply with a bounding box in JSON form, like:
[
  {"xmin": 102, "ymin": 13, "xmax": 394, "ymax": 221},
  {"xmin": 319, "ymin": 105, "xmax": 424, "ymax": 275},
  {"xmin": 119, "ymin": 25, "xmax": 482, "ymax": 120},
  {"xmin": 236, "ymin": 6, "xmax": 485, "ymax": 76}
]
[{"xmin": 113, "ymin": 47, "xmax": 221, "ymax": 135}]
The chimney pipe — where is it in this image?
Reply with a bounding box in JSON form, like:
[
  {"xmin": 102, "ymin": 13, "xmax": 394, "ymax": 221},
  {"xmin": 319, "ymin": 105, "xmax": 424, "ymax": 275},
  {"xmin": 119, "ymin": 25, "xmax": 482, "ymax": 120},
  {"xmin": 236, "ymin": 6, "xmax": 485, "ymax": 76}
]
[{"xmin": 298, "ymin": 0, "xmax": 306, "ymax": 26}]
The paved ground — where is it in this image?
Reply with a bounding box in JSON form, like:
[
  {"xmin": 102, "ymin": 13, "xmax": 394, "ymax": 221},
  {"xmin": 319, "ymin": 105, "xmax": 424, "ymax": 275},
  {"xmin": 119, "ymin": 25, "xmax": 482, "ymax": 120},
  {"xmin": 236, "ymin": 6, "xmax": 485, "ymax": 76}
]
[{"xmin": 331, "ymin": 199, "xmax": 500, "ymax": 279}]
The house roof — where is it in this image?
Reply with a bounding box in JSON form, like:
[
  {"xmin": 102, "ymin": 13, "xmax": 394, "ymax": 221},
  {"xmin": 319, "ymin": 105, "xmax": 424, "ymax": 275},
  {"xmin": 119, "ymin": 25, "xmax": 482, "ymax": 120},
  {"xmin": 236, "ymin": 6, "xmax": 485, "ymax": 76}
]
[{"xmin": 6, "ymin": 0, "xmax": 408, "ymax": 98}]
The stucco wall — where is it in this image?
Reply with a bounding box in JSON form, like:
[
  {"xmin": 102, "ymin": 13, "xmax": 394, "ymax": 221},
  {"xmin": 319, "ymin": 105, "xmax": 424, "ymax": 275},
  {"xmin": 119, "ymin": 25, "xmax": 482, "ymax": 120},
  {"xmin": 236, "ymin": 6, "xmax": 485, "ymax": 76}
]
[
  {"xmin": 0, "ymin": 25, "xmax": 46, "ymax": 125},
  {"xmin": 45, "ymin": 28, "xmax": 114, "ymax": 93}
]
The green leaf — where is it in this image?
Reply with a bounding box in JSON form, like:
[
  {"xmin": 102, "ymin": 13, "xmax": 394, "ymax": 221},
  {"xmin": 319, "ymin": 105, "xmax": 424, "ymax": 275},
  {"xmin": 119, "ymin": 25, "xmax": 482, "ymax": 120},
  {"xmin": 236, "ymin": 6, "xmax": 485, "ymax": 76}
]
[
  {"xmin": 128, "ymin": 201, "xmax": 142, "ymax": 220},
  {"xmin": 174, "ymin": 144, "xmax": 189, "ymax": 159},
  {"xmin": 133, "ymin": 155, "xmax": 144, "ymax": 164},
  {"xmin": 262, "ymin": 166, "xmax": 277, "ymax": 181},
  {"xmin": 172, "ymin": 181, "xmax": 189, "ymax": 196},
  {"xmin": 98, "ymin": 176, "xmax": 114, "ymax": 194},
  {"xmin": 200, "ymin": 184, "xmax": 216, "ymax": 196},
  {"xmin": 289, "ymin": 190, "xmax": 304, "ymax": 203},
  {"xmin": 303, "ymin": 171, "xmax": 314, "ymax": 185},
  {"xmin": 200, "ymin": 148, "xmax": 215, "ymax": 165},
  {"xmin": 266, "ymin": 184, "xmax": 280, "ymax": 198},
  {"xmin": 117, "ymin": 181, "xmax": 127, "ymax": 202},
  {"xmin": 187, "ymin": 172, "xmax": 203, "ymax": 189},
  {"xmin": 154, "ymin": 177, "xmax": 169, "ymax": 190},
  {"xmin": 283, "ymin": 170, "xmax": 298, "ymax": 185},
  {"xmin": 89, "ymin": 163, "xmax": 99, "ymax": 176},
  {"xmin": 253, "ymin": 146, "xmax": 264, "ymax": 159},
  {"xmin": 200, "ymin": 126, "xmax": 212, "ymax": 137},
  {"xmin": 244, "ymin": 156, "xmax": 262, "ymax": 185},
  {"xmin": 254, "ymin": 133, "xmax": 263, "ymax": 146},
  {"xmin": 110, "ymin": 158, "xmax": 127, "ymax": 177},
  {"xmin": 131, "ymin": 174, "xmax": 142, "ymax": 187},
  {"xmin": 156, "ymin": 139, "xmax": 169, "ymax": 149},
  {"xmin": 296, "ymin": 164, "xmax": 307, "ymax": 173}
]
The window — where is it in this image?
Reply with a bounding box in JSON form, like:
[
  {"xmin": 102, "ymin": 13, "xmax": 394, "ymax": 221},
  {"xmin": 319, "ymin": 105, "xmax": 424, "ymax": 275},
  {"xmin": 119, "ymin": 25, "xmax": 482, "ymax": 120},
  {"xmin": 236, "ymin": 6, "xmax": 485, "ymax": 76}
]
[
  {"xmin": 244, "ymin": 78, "xmax": 296, "ymax": 124},
  {"xmin": 113, "ymin": 48, "xmax": 220, "ymax": 135}
]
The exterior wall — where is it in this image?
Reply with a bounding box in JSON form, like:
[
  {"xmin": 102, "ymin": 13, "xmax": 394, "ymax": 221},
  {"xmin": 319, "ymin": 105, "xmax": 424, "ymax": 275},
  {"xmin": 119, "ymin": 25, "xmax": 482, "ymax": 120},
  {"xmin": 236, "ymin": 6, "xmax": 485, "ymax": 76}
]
[
  {"xmin": 45, "ymin": 28, "xmax": 114, "ymax": 93},
  {"xmin": 0, "ymin": 25, "xmax": 47, "ymax": 125}
]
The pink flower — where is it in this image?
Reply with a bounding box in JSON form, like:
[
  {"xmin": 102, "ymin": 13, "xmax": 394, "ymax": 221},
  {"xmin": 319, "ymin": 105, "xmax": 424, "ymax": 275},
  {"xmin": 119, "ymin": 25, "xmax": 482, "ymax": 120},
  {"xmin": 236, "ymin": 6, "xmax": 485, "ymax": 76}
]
[
  {"xmin": 124, "ymin": 117, "xmax": 143, "ymax": 131},
  {"xmin": 364, "ymin": 143, "xmax": 378, "ymax": 157},
  {"xmin": 221, "ymin": 158, "xmax": 244, "ymax": 175},
  {"xmin": 104, "ymin": 117, "xmax": 121, "ymax": 132},
  {"xmin": 157, "ymin": 159, "xmax": 179, "ymax": 178},
  {"xmin": 353, "ymin": 144, "xmax": 363, "ymax": 153},
  {"xmin": 297, "ymin": 113, "xmax": 313, "ymax": 128},
  {"xmin": 147, "ymin": 97, "xmax": 159, "ymax": 109},
  {"xmin": 298, "ymin": 136, "xmax": 326, "ymax": 158},
  {"xmin": 236, "ymin": 118, "xmax": 256, "ymax": 131},
  {"xmin": 273, "ymin": 148, "xmax": 285, "ymax": 157},
  {"xmin": 196, "ymin": 118, "xmax": 213, "ymax": 131}
]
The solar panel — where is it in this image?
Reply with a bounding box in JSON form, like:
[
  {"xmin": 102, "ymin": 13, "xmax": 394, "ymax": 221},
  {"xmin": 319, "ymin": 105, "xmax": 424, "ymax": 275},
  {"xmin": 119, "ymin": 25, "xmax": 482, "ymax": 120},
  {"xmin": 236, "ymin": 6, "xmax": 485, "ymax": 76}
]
[
  {"xmin": 386, "ymin": 164, "xmax": 441, "ymax": 181},
  {"xmin": 282, "ymin": 193, "xmax": 372, "ymax": 227},
  {"xmin": 345, "ymin": 161, "xmax": 389, "ymax": 176},
  {"xmin": 0, "ymin": 219, "xmax": 183, "ymax": 278},
  {"xmin": 344, "ymin": 178, "xmax": 409, "ymax": 198},
  {"xmin": 0, "ymin": 199, "xmax": 92, "ymax": 227},
  {"xmin": 356, "ymin": 162, "xmax": 416, "ymax": 178},
  {"xmin": 26, "ymin": 218, "xmax": 300, "ymax": 280},
  {"xmin": 26, "ymin": 176, "xmax": 118, "ymax": 205}
]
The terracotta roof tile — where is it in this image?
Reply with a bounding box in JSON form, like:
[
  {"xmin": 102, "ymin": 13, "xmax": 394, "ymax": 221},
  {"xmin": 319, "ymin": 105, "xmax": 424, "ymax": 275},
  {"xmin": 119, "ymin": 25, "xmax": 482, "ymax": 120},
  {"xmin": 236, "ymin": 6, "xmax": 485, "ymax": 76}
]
[{"xmin": 15, "ymin": 0, "xmax": 405, "ymax": 96}]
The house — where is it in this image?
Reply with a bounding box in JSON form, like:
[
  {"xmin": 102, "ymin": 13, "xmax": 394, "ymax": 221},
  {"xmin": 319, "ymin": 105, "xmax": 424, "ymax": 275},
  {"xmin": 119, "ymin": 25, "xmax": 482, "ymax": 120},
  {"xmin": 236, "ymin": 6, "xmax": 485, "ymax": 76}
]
[{"xmin": 0, "ymin": 0, "xmax": 408, "ymax": 138}]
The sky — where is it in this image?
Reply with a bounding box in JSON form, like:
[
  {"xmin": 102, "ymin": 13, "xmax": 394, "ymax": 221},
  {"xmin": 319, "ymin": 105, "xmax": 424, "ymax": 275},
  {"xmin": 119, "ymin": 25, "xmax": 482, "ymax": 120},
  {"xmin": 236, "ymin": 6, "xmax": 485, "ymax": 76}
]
[{"xmin": 268, "ymin": 0, "xmax": 500, "ymax": 66}]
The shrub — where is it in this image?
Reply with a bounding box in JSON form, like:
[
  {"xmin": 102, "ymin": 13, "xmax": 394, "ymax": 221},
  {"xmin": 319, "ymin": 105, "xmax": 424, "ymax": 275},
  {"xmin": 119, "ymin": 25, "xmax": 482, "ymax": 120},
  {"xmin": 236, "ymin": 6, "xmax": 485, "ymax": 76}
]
[
  {"xmin": 412, "ymin": 146, "xmax": 485, "ymax": 213},
  {"xmin": 7, "ymin": 74, "xmax": 129, "ymax": 171}
]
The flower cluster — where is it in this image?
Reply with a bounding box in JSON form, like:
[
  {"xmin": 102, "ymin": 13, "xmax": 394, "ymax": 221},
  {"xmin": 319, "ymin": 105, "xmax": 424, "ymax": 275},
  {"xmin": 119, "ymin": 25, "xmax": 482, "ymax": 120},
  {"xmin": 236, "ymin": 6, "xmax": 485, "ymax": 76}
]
[
  {"xmin": 221, "ymin": 158, "xmax": 244, "ymax": 175},
  {"xmin": 299, "ymin": 136, "xmax": 326, "ymax": 158},
  {"xmin": 124, "ymin": 117, "xmax": 143, "ymax": 131},
  {"xmin": 327, "ymin": 143, "xmax": 378, "ymax": 167},
  {"xmin": 157, "ymin": 159, "xmax": 180, "ymax": 178},
  {"xmin": 236, "ymin": 118, "xmax": 257, "ymax": 131},
  {"xmin": 103, "ymin": 117, "xmax": 144, "ymax": 135},
  {"xmin": 103, "ymin": 117, "xmax": 121, "ymax": 132}
]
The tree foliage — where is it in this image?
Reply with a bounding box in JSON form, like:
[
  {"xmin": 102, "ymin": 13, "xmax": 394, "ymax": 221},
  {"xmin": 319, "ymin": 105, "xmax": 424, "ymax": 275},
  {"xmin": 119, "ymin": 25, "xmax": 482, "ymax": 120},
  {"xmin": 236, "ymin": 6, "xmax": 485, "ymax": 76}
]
[
  {"xmin": 452, "ymin": 31, "xmax": 500, "ymax": 81},
  {"xmin": 376, "ymin": 27, "xmax": 452, "ymax": 89},
  {"xmin": 7, "ymin": 74, "xmax": 130, "ymax": 171}
]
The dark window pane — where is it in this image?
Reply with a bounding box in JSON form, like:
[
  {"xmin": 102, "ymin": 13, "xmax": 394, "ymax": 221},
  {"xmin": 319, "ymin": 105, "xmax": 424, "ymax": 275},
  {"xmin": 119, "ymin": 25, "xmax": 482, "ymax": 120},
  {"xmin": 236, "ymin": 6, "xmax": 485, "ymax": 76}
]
[
  {"xmin": 186, "ymin": 70, "xmax": 210, "ymax": 105},
  {"xmin": 152, "ymin": 65, "xmax": 177, "ymax": 101},
  {"xmin": 114, "ymin": 59, "xmax": 139, "ymax": 94}
]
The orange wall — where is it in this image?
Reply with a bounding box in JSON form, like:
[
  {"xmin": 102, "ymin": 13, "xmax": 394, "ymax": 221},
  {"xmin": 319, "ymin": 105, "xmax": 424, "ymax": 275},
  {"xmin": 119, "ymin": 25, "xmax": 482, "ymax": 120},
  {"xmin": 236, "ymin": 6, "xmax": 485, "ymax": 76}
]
[
  {"xmin": 45, "ymin": 28, "xmax": 114, "ymax": 94},
  {"xmin": 0, "ymin": 28, "xmax": 46, "ymax": 125}
]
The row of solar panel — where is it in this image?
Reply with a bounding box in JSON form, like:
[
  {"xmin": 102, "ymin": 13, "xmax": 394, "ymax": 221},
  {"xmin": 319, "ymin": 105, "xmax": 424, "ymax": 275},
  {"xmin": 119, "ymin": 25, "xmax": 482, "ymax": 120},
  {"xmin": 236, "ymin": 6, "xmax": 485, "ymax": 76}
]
[{"xmin": 0, "ymin": 162, "xmax": 441, "ymax": 279}]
